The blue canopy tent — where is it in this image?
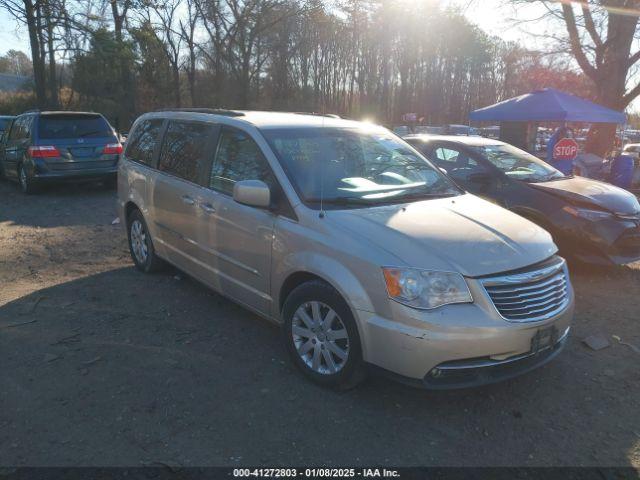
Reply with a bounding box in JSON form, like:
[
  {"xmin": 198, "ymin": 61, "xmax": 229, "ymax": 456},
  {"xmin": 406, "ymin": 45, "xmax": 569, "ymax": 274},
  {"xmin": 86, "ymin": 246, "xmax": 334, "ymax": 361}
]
[{"xmin": 469, "ymin": 88, "xmax": 626, "ymax": 124}]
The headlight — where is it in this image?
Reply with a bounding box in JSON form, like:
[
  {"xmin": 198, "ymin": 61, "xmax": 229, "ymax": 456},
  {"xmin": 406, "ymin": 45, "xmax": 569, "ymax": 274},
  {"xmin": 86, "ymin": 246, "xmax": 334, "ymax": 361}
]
[
  {"xmin": 562, "ymin": 205, "xmax": 613, "ymax": 221},
  {"xmin": 382, "ymin": 267, "xmax": 473, "ymax": 310}
]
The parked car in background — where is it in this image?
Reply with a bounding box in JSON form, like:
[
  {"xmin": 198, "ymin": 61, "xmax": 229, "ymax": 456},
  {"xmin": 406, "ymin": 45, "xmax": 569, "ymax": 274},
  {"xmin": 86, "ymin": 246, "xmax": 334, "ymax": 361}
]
[
  {"xmin": 118, "ymin": 109, "xmax": 573, "ymax": 389},
  {"xmin": 480, "ymin": 125, "xmax": 500, "ymax": 139},
  {"xmin": 414, "ymin": 125, "xmax": 445, "ymax": 135},
  {"xmin": 0, "ymin": 110, "xmax": 122, "ymax": 193},
  {"xmin": 623, "ymin": 143, "xmax": 640, "ymax": 160},
  {"xmin": 0, "ymin": 115, "xmax": 15, "ymax": 137},
  {"xmin": 392, "ymin": 125, "xmax": 410, "ymax": 136},
  {"xmin": 445, "ymin": 124, "xmax": 480, "ymax": 136},
  {"xmin": 0, "ymin": 116, "xmax": 14, "ymax": 178},
  {"xmin": 405, "ymin": 134, "xmax": 640, "ymax": 265}
]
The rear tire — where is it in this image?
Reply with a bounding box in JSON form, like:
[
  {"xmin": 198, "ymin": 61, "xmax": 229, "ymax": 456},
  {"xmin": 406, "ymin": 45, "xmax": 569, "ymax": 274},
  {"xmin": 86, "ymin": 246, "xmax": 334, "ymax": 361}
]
[
  {"xmin": 282, "ymin": 280, "xmax": 366, "ymax": 390},
  {"xmin": 18, "ymin": 163, "xmax": 39, "ymax": 194},
  {"xmin": 127, "ymin": 209, "xmax": 164, "ymax": 273}
]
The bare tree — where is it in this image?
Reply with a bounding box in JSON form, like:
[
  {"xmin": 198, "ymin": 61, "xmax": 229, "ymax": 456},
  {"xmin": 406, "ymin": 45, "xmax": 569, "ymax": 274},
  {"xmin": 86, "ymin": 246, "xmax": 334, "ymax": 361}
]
[
  {"xmin": 510, "ymin": 0, "xmax": 640, "ymax": 155},
  {"xmin": 138, "ymin": 0, "xmax": 184, "ymax": 106},
  {"xmin": 1, "ymin": 0, "xmax": 48, "ymax": 106},
  {"xmin": 179, "ymin": 0, "xmax": 200, "ymax": 105}
]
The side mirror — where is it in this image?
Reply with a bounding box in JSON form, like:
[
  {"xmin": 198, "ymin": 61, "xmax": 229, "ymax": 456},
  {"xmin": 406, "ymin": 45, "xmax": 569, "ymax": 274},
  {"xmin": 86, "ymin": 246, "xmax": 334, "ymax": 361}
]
[{"xmin": 233, "ymin": 179, "xmax": 271, "ymax": 208}]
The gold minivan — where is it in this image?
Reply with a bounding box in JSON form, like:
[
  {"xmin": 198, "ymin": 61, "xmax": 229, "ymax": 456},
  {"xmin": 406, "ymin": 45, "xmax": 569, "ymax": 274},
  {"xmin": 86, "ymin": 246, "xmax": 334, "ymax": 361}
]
[{"xmin": 118, "ymin": 109, "xmax": 574, "ymax": 389}]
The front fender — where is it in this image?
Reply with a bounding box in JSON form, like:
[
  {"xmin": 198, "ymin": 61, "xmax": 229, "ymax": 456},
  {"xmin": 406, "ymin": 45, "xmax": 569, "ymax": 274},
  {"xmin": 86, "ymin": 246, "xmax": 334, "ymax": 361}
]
[
  {"xmin": 273, "ymin": 251, "xmax": 379, "ymax": 362},
  {"xmin": 274, "ymin": 251, "xmax": 376, "ymax": 318}
]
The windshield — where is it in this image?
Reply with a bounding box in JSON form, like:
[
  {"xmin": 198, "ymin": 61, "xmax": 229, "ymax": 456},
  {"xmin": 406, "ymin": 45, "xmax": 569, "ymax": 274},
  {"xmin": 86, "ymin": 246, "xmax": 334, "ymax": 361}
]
[
  {"xmin": 471, "ymin": 143, "xmax": 564, "ymax": 182},
  {"xmin": 263, "ymin": 127, "xmax": 461, "ymax": 208},
  {"xmin": 38, "ymin": 114, "xmax": 114, "ymax": 139}
]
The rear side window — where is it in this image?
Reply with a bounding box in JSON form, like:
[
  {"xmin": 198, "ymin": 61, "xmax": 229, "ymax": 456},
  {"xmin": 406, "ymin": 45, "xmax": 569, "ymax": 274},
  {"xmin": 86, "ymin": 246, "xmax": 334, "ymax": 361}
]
[
  {"xmin": 210, "ymin": 127, "xmax": 274, "ymax": 195},
  {"xmin": 158, "ymin": 120, "xmax": 213, "ymax": 183},
  {"xmin": 8, "ymin": 116, "xmax": 31, "ymax": 140},
  {"xmin": 125, "ymin": 119, "xmax": 164, "ymax": 166},
  {"xmin": 38, "ymin": 114, "xmax": 113, "ymax": 139}
]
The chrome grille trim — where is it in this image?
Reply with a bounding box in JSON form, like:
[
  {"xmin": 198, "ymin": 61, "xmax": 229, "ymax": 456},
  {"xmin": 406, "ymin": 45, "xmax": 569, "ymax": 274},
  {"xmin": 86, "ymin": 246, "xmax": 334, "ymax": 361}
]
[{"xmin": 481, "ymin": 258, "xmax": 571, "ymax": 323}]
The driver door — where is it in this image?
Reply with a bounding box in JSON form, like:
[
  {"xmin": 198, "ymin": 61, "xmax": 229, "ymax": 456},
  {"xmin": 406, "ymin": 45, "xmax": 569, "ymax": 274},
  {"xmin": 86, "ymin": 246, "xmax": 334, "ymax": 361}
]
[{"xmin": 196, "ymin": 126, "xmax": 277, "ymax": 315}]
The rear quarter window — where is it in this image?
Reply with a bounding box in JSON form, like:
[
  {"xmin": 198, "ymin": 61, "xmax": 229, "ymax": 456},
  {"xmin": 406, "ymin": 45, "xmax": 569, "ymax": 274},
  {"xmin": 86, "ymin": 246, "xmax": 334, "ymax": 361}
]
[
  {"xmin": 8, "ymin": 116, "xmax": 31, "ymax": 140},
  {"xmin": 38, "ymin": 114, "xmax": 113, "ymax": 139},
  {"xmin": 124, "ymin": 119, "xmax": 164, "ymax": 166}
]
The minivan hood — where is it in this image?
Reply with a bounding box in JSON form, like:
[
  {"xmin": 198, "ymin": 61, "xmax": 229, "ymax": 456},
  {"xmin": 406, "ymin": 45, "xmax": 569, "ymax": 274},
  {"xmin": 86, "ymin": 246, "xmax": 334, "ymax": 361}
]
[
  {"xmin": 530, "ymin": 177, "xmax": 640, "ymax": 215},
  {"xmin": 327, "ymin": 194, "xmax": 556, "ymax": 277}
]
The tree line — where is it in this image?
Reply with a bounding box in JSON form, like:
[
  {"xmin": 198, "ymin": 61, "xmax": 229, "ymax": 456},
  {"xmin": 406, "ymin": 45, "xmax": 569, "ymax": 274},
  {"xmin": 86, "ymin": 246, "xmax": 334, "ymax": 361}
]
[{"xmin": 0, "ymin": 0, "xmax": 596, "ymax": 133}]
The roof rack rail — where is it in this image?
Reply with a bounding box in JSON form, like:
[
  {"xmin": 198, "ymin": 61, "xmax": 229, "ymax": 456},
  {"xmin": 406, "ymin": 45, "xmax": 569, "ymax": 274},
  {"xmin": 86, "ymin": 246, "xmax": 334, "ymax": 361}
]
[
  {"xmin": 155, "ymin": 108, "xmax": 244, "ymax": 117},
  {"xmin": 293, "ymin": 112, "xmax": 341, "ymax": 119},
  {"xmin": 22, "ymin": 109, "xmax": 40, "ymax": 114}
]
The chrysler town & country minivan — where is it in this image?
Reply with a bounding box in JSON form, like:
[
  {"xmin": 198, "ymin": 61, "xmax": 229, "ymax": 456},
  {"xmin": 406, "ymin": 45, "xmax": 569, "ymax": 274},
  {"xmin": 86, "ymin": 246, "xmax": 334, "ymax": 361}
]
[{"xmin": 118, "ymin": 109, "xmax": 574, "ymax": 389}]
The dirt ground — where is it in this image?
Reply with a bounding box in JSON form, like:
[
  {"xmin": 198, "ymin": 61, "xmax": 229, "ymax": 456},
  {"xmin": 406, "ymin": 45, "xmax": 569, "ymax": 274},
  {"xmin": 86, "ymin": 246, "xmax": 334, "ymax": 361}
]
[{"xmin": 0, "ymin": 179, "xmax": 639, "ymax": 468}]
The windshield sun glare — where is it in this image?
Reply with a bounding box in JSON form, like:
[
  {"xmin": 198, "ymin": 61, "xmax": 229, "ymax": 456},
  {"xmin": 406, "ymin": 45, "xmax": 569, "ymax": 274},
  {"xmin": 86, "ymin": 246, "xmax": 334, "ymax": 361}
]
[{"xmin": 263, "ymin": 127, "xmax": 461, "ymax": 208}]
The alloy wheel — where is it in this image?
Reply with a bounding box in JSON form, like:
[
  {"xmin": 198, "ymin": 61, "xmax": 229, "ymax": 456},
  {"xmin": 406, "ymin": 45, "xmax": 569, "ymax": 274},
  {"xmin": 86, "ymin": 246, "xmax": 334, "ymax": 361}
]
[
  {"xmin": 292, "ymin": 301, "xmax": 350, "ymax": 375},
  {"xmin": 130, "ymin": 219, "xmax": 149, "ymax": 264}
]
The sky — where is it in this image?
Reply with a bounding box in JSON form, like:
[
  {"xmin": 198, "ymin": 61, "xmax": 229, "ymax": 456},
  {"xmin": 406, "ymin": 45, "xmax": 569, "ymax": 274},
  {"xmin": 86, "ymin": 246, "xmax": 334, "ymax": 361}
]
[
  {"xmin": 0, "ymin": 0, "xmax": 634, "ymax": 110},
  {"xmin": 448, "ymin": 0, "xmax": 539, "ymax": 41},
  {"xmin": 0, "ymin": 0, "xmax": 549, "ymax": 56}
]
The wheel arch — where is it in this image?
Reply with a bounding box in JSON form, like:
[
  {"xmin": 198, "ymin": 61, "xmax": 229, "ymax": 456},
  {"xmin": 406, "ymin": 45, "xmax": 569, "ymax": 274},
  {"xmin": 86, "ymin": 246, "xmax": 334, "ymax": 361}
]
[
  {"xmin": 279, "ymin": 271, "xmax": 329, "ymax": 314},
  {"xmin": 124, "ymin": 200, "xmax": 141, "ymax": 224},
  {"xmin": 275, "ymin": 253, "xmax": 377, "ymax": 360},
  {"xmin": 276, "ymin": 257, "xmax": 375, "ymax": 316}
]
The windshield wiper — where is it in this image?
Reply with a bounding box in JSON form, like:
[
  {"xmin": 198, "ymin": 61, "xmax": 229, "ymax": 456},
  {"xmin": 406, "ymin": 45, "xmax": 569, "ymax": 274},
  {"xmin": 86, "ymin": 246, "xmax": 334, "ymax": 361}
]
[
  {"xmin": 383, "ymin": 191, "xmax": 459, "ymax": 203},
  {"xmin": 306, "ymin": 196, "xmax": 373, "ymax": 205},
  {"xmin": 307, "ymin": 191, "xmax": 459, "ymax": 207}
]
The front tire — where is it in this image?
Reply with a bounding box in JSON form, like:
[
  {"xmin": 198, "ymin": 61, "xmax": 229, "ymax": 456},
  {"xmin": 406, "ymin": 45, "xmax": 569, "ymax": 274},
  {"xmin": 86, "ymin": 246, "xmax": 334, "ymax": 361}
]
[
  {"xmin": 127, "ymin": 209, "xmax": 164, "ymax": 273},
  {"xmin": 282, "ymin": 280, "xmax": 366, "ymax": 389}
]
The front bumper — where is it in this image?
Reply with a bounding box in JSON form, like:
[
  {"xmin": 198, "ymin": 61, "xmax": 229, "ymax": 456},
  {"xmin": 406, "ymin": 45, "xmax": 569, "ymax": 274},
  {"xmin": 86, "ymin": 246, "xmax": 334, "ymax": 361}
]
[
  {"xmin": 422, "ymin": 325, "xmax": 569, "ymax": 389},
  {"xmin": 552, "ymin": 212, "xmax": 640, "ymax": 265},
  {"xmin": 357, "ymin": 261, "xmax": 574, "ymax": 387}
]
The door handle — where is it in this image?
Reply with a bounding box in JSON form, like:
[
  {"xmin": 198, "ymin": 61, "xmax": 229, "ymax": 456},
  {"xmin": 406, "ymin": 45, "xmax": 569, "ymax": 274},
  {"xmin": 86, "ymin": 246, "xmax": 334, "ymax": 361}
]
[
  {"xmin": 199, "ymin": 203, "xmax": 216, "ymax": 214},
  {"xmin": 181, "ymin": 195, "xmax": 196, "ymax": 206}
]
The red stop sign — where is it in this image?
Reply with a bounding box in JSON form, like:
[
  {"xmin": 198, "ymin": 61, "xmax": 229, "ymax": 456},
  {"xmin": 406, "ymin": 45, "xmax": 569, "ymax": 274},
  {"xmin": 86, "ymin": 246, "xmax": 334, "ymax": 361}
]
[{"xmin": 553, "ymin": 138, "xmax": 579, "ymax": 160}]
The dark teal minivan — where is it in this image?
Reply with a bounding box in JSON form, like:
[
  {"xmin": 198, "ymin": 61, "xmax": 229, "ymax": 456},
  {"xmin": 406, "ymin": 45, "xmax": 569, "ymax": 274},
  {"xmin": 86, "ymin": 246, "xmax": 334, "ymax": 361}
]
[{"xmin": 0, "ymin": 111, "xmax": 121, "ymax": 193}]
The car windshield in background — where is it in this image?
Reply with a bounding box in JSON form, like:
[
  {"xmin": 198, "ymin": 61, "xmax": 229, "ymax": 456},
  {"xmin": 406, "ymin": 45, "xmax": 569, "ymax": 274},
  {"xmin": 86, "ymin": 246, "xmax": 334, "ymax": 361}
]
[
  {"xmin": 471, "ymin": 143, "xmax": 565, "ymax": 182},
  {"xmin": 38, "ymin": 115, "xmax": 113, "ymax": 139},
  {"xmin": 264, "ymin": 127, "xmax": 461, "ymax": 208}
]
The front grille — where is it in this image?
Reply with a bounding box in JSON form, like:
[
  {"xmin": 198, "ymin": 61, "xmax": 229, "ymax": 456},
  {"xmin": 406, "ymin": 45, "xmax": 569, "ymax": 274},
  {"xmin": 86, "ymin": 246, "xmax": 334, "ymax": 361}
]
[{"xmin": 481, "ymin": 257, "xmax": 570, "ymax": 322}]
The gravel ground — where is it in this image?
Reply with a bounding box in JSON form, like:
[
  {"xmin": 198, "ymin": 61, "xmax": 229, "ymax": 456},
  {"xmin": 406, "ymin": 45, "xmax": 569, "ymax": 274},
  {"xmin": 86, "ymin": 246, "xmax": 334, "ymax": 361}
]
[{"xmin": 0, "ymin": 179, "xmax": 639, "ymax": 467}]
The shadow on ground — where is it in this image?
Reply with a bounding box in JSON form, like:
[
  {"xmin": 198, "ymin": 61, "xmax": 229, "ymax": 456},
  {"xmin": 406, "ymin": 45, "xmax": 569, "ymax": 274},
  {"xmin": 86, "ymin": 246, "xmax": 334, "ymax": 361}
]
[
  {"xmin": 0, "ymin": 265, "xmax": 638, "ymax": 467},
  {"xmin": 0, "ymin": 180, "xmax": 117, "ymax": 229}
]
